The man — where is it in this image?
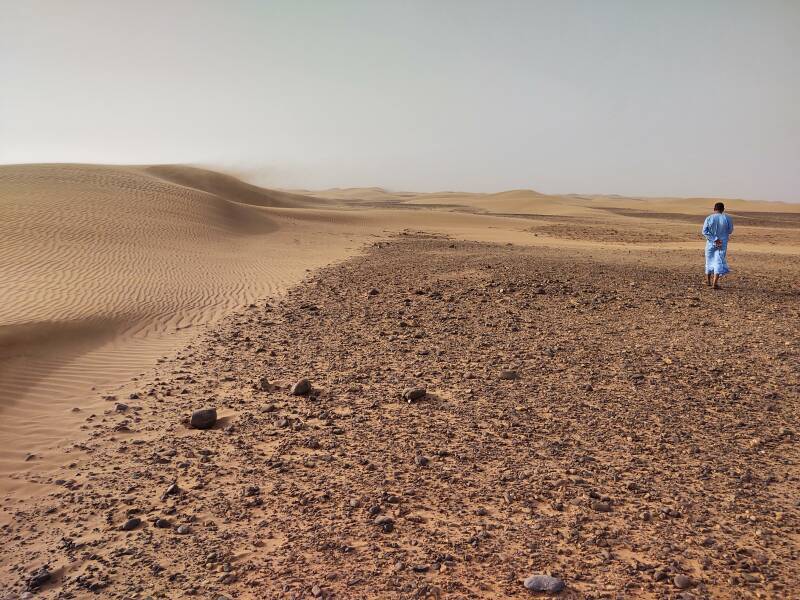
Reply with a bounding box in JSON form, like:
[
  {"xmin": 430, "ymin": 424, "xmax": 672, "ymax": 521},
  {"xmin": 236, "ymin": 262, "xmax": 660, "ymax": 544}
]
[{"xmin": 702, "ymin": 202, "xmax": 734, "ymax": 289}]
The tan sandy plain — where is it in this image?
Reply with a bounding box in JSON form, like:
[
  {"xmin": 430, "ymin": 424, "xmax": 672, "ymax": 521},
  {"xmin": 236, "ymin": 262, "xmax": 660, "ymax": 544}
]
[{"xmin": 1, "ymin": 163, "xmax": 798, "ymax": 499}]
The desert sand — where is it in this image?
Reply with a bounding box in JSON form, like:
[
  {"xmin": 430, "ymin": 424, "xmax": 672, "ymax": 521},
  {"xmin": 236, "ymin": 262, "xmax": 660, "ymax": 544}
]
[{"xmin": 0, "ymin": 164, "xmax": 798, "ymax": 598}]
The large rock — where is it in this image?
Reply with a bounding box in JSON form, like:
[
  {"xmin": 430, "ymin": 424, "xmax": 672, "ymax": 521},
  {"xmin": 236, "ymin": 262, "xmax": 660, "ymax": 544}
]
[
  {"xmin": 523, "ymin": 574, "xmax": 565, "ymax": 593},
  {"xmin": 402, "ymin": 387, "xmax": 426, "ymax": 402},
  {"xmin": 27, "ymin": 566, "xmax": 52, "ymax": 590},
  {"xmin": 190, "ymin": 408, "xmax": 217, "ymax": 430}
]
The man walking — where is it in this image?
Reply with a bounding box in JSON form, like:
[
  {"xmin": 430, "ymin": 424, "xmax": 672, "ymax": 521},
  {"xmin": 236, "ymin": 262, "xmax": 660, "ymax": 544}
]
[{"xmin": 702, "ymin": 202, "xmax": 734, "ymax": 289}]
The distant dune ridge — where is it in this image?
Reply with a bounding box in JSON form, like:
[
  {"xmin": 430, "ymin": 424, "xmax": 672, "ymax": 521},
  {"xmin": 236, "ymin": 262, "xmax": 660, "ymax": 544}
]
[{"xmin": 0, "ymin": 163, "xmax": 797, "ymax": 482}]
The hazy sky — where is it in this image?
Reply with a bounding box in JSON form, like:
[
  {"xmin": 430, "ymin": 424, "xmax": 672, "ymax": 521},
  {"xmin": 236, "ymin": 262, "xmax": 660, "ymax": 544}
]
[{"xmin": 2, "ymin": 0, "xmax": 798, "ymax": 200}]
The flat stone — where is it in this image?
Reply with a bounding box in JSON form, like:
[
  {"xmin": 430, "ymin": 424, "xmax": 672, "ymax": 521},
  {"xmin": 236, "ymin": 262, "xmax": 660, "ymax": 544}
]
[
  {"xmin": 674, "ymin": 574, "xmax": 693, "ymax": 589},
  {"xmin": 591, "ymin": 500, "xmax": 612, "ymax": 512},
  {"xmin": 500, "ymin": 370, "xmax": 518, "ymax": 380},
  {"xmin": 523, "ymin": 574, "xmax": 565, "ymax": 593}
]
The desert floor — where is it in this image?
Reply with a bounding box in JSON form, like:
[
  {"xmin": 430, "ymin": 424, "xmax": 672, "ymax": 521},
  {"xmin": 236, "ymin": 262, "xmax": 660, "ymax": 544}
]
[{"xmin": 0, "ymin": 165, "xmax": 798, "ymax": 599}]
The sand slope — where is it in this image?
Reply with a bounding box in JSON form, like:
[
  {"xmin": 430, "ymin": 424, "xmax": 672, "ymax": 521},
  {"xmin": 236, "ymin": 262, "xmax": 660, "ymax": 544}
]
[{"xmin": 0, "ymin": 164, "xmax": 367, "ymax": 478}]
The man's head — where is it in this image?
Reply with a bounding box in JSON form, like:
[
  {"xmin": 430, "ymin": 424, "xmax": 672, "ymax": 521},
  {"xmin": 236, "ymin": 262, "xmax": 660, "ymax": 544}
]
[{"xmin": 714, "ymin": 202, "xmax": 725, "ymax": 213}]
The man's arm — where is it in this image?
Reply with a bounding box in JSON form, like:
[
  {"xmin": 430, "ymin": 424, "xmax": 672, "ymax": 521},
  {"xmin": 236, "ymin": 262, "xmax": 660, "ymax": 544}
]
[{"xmin": 702, "ymin": 217, "xmax": 717, "ymax": 242}]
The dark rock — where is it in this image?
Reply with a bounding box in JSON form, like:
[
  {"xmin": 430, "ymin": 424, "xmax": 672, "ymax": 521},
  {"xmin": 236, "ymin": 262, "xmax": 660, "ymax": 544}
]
[
  {"xmin": 412, "ymin": 564, "xmax": 430, "ymax": 573},
  {"xmin": 121, "ymin": 517, "xmax": 141, "ymax": 531},
  {"xmin": 374, "ymin": 515, "xmax": 394, "ymax": 532},
  {"xmin": 523, "ymin": 574, "xmax": 565, "ymax": 593},
  {"xmin": 591, "ymin": 500, "xmax": 612, "ymax": 513},
  {"xmin": 27, "ymin": 566, "xmax": 52, "ymax": 590},
  {"xmin": 500, "ymin": 370, "xmax": 518, "ymax": 380},
  {"xmin": 291, "ymin": 378, "xmax": 312, "ymax": 396},
  {"xmin": 674, "ymin": 574, "xmax": 693, "ymax": 589},
  {"xmin": 402, "ymin": 387, "xmax": 426, "ymax": 402},
  {"xmin": 190, "ymin": 408, "xmax": 217, "ymax": 430},
  {"xmin": 162, "ymin": 482, "xmax": 181, "ymax": 498}
]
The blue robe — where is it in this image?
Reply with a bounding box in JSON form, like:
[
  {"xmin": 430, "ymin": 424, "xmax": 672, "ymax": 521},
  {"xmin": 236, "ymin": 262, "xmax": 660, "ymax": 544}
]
[{"xmin": 702, "ymin": 212, "xmax": 734, "ymax": 275}]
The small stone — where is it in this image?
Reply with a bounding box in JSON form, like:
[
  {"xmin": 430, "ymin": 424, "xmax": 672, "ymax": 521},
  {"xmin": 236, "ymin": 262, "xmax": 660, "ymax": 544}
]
[
  {"xmin": 367, "ymin": 288, "xmax": 379, "ymax": 296},
  {"xmin": 374, "ymin": 515, "xmax": 394, "ymax": 532},
  {"xmin": 257, "ymin": 377, "xmax": 271, "ymax": 391},
  {"xmin": 190, "ymin": 408, "xmax": 217, "ymax": 430},
  {"xmin": 291, "ymin": 378, "xmax": 312, "ymax": 396},
  {"xmin": 523, "ymin": 574, "xmax": 565, "ymax": 593},
  {"xmin": 162, "ymin": 482, "xmax": 181, "ymax": 498},
  {"xmin": 414, "ymin": 455, "xmax": 429, "ymax": 467},
  {"xmin": 121, "ymin": 517, "xmax": 141, "ymax": 531},
  {"xmin": 176, "ymin": 524, "xmax": 191, "ymax": 535},
  {"xmin": 402, "ymin": 387, "xmax": 426, "ymax": 402},
  {"xmin": 154, "ymin": 518, "xmax": 172, "ymax": 529},
  {"xmin": 674, "ymin": 574, "xmax": 692, "ymax": 589},
  {"xmin": 499, "ymin": 370, "xmax": 518, "ymax": 380},
  {"xmin": 115, "ymin": 403, "xmax": 128, "ymax": 412},
  {"xmin": 591, "ymin": 500, "xmax": 612, "ymax": 512},
  {"xmin": 412, "ymin": 564, "xmax": 430, "ymax": 573}
]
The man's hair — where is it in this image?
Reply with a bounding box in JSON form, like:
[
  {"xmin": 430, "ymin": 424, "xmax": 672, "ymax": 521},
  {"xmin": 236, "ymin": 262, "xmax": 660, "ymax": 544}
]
[{"xmin": 714, "ymin": 202, "xmax": 725, "ymax": 212}]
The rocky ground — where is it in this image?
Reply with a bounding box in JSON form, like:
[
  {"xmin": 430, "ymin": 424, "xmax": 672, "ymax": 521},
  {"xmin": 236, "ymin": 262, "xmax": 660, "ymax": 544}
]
[{"xmin": 1, "ymin": 234, "xmax": 798, "ymax": 599}]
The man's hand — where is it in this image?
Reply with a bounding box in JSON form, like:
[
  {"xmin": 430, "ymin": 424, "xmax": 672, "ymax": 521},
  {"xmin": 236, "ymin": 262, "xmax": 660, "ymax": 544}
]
[{"xmin": 714, "ymin": 239, "xmax": 722, "ymax": 248}]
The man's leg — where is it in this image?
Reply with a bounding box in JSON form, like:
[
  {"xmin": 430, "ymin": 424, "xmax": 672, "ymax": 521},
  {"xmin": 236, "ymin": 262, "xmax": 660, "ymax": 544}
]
[
  {"xmin": 706, "ymin": 272, "xmax": 713, "ymax": 287},
  {"xmin": 712, "ymin": 274, "xmax": 721, "ymax": 289}
]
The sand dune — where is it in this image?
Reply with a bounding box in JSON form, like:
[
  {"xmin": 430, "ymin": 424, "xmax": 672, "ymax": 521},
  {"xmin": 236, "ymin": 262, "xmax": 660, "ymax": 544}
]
[
  {"xmin": 297, "ymin": 185, "xmax": 800, "ymax": 217},
  {"xmin": 1, "ymin": 164, "xmax": 798, "ymax": 484},
  {"xmin": 0, "ymin": 164, "xmax": 370, "ymax": 478}
]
